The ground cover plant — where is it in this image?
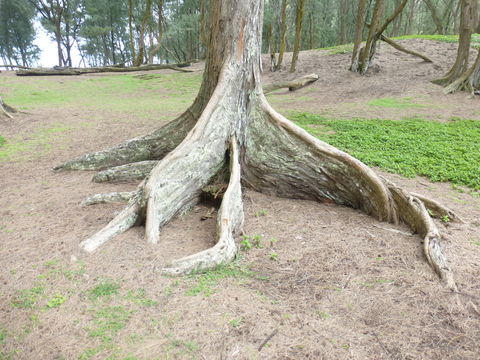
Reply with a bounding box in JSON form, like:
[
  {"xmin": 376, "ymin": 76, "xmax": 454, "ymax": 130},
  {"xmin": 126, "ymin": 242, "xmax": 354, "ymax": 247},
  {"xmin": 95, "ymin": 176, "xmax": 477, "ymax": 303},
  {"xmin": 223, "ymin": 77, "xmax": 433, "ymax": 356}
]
[{"xmin": 291, "ymin": 113, "xmax": 480, "ymax": 190}]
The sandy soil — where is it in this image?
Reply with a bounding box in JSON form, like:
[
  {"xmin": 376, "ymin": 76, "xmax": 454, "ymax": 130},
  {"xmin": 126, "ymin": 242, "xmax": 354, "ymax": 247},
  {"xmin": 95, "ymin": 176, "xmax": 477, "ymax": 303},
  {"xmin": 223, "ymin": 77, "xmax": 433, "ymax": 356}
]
[{"xmin": 0, "ymin": 39, "xmax": 479, "ymax": 360}]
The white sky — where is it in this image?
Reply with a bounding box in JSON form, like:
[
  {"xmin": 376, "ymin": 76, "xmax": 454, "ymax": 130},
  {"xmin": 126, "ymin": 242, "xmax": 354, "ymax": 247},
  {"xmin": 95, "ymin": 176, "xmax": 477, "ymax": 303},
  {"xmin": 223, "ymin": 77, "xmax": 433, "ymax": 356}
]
[
  {"xmin": 33, "ymin": 23, "xmax": 81, "ymax": 67},
  {"xmin": 0, "ymin": 22, "xmax": 81, "ymax": 68}
]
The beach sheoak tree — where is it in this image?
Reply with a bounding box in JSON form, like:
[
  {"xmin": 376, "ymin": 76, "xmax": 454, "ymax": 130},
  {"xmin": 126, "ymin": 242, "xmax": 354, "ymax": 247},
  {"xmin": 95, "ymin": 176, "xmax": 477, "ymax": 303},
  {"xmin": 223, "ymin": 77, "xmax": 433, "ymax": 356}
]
[{"xmin": 55, "ymin": 0, "xmax": 458, "ymax": 290}]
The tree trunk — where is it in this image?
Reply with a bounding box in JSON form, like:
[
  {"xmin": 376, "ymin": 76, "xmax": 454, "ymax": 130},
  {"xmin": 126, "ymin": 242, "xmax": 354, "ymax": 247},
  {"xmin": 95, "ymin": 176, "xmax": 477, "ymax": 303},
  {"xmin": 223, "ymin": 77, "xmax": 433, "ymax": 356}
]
[
  {"xmin": 351, "ymin": 0, "xmax": 368, "ymax": 72},
  {"xmin": 423, "ymin": 0, "xmax": 446, "ymax": 34},
  {"xmin": 275, "ymin": 0, "xmax": 288, "ymax": 71},
  {"xmin": 433, "ymin": 0, "xmax": 478, "ymax": 90},
  {"xmin": 338, "ymin": 0, "xmax": 349, "ymax": 44},
  {"xmin": 54, "ymin": 0, "xmax": 457, "ymax": 290},
  {"xmin": 128, "ymin": 0, "xmax": 136, "ymax": 64},
  {"xmin": 290, "ymin": 0, "xmax": 305, "ymax": 72},
  {"xmin": 351, "ymin": 0, "xmax": 409, "ymax": 74}
]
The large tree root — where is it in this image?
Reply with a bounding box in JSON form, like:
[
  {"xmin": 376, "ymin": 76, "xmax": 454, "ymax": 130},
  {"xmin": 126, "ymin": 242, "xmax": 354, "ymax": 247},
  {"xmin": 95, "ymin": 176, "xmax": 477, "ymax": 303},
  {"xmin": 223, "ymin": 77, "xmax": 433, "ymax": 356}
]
[
  {"xmin": 0, "ymin": 97, "xmax": 17, "ymax": 119},
  {"xmin": 81, "ymin": 192, "xmax": 136, "ymax": 206},
  {"xmin": 92, "ymin": 161, "xmax": 159, "ymax": 183},
  {"xmin": 162, "ymin": 137, "xmax": 243, "ymax": 275},
  {"xmin": 242, "ymin": 95, "xmax": 457, "ymax": 290}
]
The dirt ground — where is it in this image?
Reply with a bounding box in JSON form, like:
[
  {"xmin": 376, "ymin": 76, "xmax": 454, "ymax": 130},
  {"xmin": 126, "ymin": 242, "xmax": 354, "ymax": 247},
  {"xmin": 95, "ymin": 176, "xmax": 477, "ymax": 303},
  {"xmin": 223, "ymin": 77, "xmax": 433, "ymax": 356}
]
[{"xmin": 1, "ymin": 39, "xmax": 480, "ymax": 360}]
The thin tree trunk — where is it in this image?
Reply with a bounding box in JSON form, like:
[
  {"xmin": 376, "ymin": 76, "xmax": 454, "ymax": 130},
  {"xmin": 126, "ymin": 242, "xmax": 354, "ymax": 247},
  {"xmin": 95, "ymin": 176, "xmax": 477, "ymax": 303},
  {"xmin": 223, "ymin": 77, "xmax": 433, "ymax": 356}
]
[
  {"xmin": 433, "ymin": 0, "xmax": 477, "ymax": 88},
  {"xmin": 351, "ymin": 0, "xmax": 368, "ymax": 72},
  {"xmin": 290, "ymin": 0, "xmax": 305, "ymax": 73},
  {"xmin": 423, "ymin": 0, "xmax": 446, "ymax": 34},
  {"xmin": 275, "ymin": 0, "xmax": 288, "ymax": 71}
]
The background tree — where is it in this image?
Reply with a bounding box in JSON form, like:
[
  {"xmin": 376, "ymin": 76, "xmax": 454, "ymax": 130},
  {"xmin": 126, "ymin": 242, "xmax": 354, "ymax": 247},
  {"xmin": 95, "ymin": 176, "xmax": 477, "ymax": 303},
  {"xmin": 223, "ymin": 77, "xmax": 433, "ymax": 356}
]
[
  {"xmin": 53, "ymin": 0, "xmax": 456, "ymax": 292},
  {"xmin": 290, "ymin": 0, "xmax": 305, "ymax": 72},
  {"xmin": 433, "ymin": 0, "xmax": 478, "ymax": 93},
  {"xmin": 0, "ymin": 0, "xmax": 39, "ymax": 67}
]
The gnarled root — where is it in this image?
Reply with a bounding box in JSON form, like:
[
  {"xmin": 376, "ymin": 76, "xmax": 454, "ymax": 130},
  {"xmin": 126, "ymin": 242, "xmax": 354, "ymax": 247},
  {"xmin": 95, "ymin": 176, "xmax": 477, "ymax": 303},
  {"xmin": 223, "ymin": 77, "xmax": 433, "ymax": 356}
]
[
  {"xmin": 243, "ymin": 95, "xmax": 457, "ymax": 290},
  {"xmin": 411, "ymin": 192, "xmax": 464, "ymax": 223},
  {"xmin": 0, "ymin": 97, "xmax": 16, "ymax": 119},
  {"xmin": 92, "ymin": 161, "xmax": 159, "ymax": 183},
  {"xmin": 81, "ymin": 191, "xmax": 136, "ymax": 206},
  {"xmin": 162, "ymin": 137, "xmax": 243, "ymax": 275}
]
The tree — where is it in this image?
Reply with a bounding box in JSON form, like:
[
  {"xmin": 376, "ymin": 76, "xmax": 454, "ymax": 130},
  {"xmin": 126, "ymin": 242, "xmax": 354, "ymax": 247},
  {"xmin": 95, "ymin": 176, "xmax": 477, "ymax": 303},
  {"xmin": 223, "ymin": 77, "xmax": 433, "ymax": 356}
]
[
  {"xmin": 0, "ymin": 0, "xmax": 39, "ymax": 67},
  {"xmin": 290, "ymin": 0, "xmax": 305, "ymax": 72},
  {"xmin": 54, "ymin": 0, "xmax": 457, "ymax": 290},
  {"xmin": 433, "ymin": 0, "xmax": 479, "ymax": 93},
  {"xmin": 350, "ymin": 0, "xmax": 433, "ymax": 74}
]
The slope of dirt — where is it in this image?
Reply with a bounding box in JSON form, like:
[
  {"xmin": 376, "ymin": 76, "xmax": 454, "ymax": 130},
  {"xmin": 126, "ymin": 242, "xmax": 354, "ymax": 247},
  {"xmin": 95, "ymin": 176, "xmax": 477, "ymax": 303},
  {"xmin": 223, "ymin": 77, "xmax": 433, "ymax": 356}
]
[
  {"xmin": 0, "ymin": 39, "xmax": 479, "ymax": 360},
  {"xmin": 263, "ymin": 39, "xmax": 480, "ymax": 121}
]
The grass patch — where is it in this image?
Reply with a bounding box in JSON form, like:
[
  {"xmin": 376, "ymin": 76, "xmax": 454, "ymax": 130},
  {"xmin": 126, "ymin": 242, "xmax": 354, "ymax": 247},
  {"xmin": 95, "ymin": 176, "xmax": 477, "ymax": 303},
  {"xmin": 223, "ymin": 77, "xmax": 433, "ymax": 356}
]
[
  {"xmin": 186, "ymin": 262, "xmax": 255, "ymax": 297},
  {"xmin": 11, "ymin": 285, "xmax": 45, "ymax": 309},
  {"xmin": 290, "ymin": 112, "xmax": 480, "ymax": 189},
  {"xmin": 89, "ymin": 280, "xmax": 121, "ymax": 301},
  {"xmin": 1, "ymin": 73, "xmax": 202, "ymax": 114},
  {"xmin": 0, "ymin": 136, "xmax": 5, "ymax": 146},
  {"xmin": 368, "ymin": 97, "xmax": 425, "ymax": 109},
  {"xmin": 88, "ymin": 306, "xmax": 131, "ymax": 342}
]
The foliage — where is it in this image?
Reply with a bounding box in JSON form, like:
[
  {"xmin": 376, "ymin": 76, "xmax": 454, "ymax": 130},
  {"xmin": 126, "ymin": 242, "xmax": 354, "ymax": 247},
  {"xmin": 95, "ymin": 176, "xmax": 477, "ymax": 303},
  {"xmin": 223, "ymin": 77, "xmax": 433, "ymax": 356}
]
[
  {"xmin": 0, "ymin": 0, "xmax": 39, "ymax": 66},
  {"xmin": 291, "ymin": 112, "xmax": 480, "ymax": 190}
]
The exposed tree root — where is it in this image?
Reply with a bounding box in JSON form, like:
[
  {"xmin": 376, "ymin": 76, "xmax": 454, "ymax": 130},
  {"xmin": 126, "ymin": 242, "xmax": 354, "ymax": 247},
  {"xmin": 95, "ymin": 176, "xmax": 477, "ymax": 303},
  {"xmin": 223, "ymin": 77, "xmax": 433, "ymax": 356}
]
[
  {"xmin": 0, "ymin": 97, "xmax": 16, "ymax": 119},
  {"xmin": 92, "ymin": 161, "xmax": 159, "ymax": 183},
  {"xmin": 242, "ymin": 96, "xmax": 456, "ymax": 290},
  {"xmin": 81, "ymin": 192, "xmax": 136, "ymax": 206},
  {"xmin": 162, "ymin": 137, "xmax": 243, "ymax": 275},
  {"xmin": 80, "ymin": 190, "xmax": 145, "ymax": 252},
  {"xmin": 263, "ymin": 73, "xmax": 319, "ymax": 94},
  {"xmin": 380, "ymin": 35, "xmax": 433, "ymax": 63},
  {"xmin": 411, "ymin": 192, "xmax": 464, "ymax": 223}
]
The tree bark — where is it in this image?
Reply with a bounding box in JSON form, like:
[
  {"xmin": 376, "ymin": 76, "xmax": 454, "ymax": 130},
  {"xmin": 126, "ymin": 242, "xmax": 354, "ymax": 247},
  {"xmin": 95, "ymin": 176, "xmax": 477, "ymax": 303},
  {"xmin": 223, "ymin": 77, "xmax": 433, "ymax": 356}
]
[{"xmin": 54, "ymin": 0, "xmax": 457, "ymax": 289}]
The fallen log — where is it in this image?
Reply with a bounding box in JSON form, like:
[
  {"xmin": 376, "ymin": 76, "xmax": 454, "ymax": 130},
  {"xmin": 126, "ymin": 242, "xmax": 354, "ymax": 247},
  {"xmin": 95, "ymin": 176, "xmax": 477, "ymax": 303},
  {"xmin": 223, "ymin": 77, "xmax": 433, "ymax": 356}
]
[
  {"xmin": 16, "ymin": 62, "xmax": 193, "ymax": 76},
  {"xmin": 263, "ymin": 73, "xmax": 319, "ymax": 94}
]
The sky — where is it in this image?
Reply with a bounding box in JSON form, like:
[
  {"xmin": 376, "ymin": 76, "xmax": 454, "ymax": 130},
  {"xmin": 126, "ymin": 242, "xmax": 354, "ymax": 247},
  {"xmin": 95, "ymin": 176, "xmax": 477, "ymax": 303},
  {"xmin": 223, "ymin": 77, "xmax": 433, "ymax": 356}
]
[{"xmin": 30, "ymin": 22, "xmax": 81, "ymax": 67}]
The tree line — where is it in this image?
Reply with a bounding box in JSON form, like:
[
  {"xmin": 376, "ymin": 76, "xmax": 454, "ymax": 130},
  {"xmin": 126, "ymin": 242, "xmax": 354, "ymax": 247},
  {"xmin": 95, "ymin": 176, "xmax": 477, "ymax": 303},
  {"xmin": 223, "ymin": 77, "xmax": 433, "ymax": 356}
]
[{"xmin": 0, "ymin": 0, "xmax": 472, "ymax": 68}]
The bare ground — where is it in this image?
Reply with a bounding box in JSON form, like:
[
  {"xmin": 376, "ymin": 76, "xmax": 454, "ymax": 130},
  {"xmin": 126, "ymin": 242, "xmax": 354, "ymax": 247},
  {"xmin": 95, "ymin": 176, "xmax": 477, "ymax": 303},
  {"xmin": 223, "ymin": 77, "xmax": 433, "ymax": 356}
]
[{"xmin": 0, "ymin": 39, "xmax": 479, "ymax": 360}]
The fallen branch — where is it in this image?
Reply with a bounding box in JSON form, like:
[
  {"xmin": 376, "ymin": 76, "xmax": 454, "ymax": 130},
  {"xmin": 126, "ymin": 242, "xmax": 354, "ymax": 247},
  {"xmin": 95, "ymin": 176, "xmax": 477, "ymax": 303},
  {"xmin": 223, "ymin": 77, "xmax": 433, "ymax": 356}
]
[
  {"xmin": 16, "ymin": 62, "xmax": 192, "ymax": 76},
  {"xmin": 380, "ymin": 35, "xmax": 433, "ymax": 63},
  {"xmin": 258, "ymin": 329, "xmax": 278, "ymax": 352},
  {"xmin": 81, "ymin": 191, "xmax": 136, "ymax": 206},
  {"xmin": 263, "ymin": 73, "xmax": 319, "ymax": 94}
]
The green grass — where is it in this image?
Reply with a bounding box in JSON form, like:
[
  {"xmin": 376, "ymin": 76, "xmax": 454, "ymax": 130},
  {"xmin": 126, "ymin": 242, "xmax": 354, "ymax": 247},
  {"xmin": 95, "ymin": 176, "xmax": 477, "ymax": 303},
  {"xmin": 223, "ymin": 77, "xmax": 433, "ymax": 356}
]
[
  {"xmin": 89, "ymin": 280, "xmax": 120, "ymax": 301},
  {"xmin": 317, "ymin": 43, "xmax": 354, "ymax": 55},
  {"xmin": 290, "ymin": 112, "xmax": 480, "ymax": 189},
  {"xmin": 88, "ymin": 306, "xmax": 131, "ymax": 342},
  {"xmin": 0, "ymin": 136, "xmax": 5, "ymax": 146},
  {"xmin": 186, "ymin": 262, "xmax": 255, "ymax": 297},
  {"xmin": 1, "ymin": 73, "xmax": 202, "ymax": 113},
  {"xmin": 11, "ymin": 285, "xmax": 45, "ymax": 309},
  {"xmin": 368, "ymin": 97, "xmax": 426, "ymax": 109}
]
